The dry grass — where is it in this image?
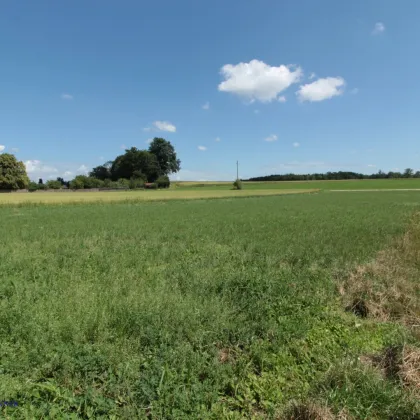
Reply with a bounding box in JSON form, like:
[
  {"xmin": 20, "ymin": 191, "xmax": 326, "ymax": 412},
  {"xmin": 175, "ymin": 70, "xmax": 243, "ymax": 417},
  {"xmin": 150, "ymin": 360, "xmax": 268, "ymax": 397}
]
[
  {"xmin": 359, "ymin": 345, "xmax": 420, "ymax": 397},
  {"xmin": 340, "ymin": 213, "xmax": 420, "ymax": 326},
  {"xmin": 0, "ymin": 189, "xmax": 317, "ymax": 205}
]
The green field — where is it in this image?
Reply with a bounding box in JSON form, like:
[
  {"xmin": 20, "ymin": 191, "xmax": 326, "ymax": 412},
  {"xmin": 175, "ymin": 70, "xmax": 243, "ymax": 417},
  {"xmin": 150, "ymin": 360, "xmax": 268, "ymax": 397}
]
[
  {"xmin": 176, "ymin": 178, "xmax": 420, "ymax": 190},
  {"xmin": 1, "ymin": 191, "xmax": 420, "ymax": 418}
]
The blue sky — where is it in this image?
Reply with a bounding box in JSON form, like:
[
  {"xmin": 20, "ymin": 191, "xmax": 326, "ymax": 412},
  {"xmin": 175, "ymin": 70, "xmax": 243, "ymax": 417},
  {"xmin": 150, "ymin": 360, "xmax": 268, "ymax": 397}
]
[{"xmin": 1, "ymin": 0, "xmax": 419, "ymax": 181}]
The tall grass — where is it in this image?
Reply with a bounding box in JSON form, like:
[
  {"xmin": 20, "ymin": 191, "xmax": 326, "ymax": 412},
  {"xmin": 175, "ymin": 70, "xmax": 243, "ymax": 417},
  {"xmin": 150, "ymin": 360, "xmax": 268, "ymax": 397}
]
[{"xmin": 1, "ymin": 192, "xmax": 419, "ymax": 418}]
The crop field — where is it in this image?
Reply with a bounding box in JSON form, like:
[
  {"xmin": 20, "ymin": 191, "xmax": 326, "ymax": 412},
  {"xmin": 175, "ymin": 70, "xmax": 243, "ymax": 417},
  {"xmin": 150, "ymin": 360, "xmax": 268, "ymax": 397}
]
[
  {"xmin": 0, "ymin": 188, "xmax": 314, "ymax": 206},
  {"xmin": 175, "ymin": 178, "xmax": 420, "ymax": 191},
  {"xmin": 1, "ymin": 190, "xmax": 420, "ymax": 418}
]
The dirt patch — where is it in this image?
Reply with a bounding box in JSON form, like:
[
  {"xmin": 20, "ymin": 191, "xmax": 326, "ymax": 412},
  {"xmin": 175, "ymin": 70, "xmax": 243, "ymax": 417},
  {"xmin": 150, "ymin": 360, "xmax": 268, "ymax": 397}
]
[
  {"xmin": 339, "ymin": 213, "xmax": 420, "ymax": 327},
  {"xmin": 360, "ymin": 345, "xmax": 420, "ymax": 397}
]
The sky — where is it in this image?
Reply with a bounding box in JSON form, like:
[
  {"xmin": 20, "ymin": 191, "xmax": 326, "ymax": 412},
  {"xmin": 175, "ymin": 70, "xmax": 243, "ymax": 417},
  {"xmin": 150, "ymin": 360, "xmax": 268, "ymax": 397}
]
[{"xmin": 1, "ymin": 0, "xmax": 420, "ymax": 181}]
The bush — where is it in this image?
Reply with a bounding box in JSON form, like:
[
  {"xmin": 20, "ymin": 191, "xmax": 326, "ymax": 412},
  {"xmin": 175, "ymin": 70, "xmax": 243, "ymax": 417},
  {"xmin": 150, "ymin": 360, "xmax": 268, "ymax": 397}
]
[
  {"xmin": 46, "ymin": 180, "xmax": 62, "ymax": 189},
  {"xmin": 129, "ymin": 177, "xmax": 145, "ymax": 190},
  {"xmin": 28, "ymin": 181, "xmax": 39, "ymax": 192},
  {"xmin": 156, "ymin": 175, "xmax": 170, "ymax": 189},
  {"xmin": 233, "ymin": 179, "xmax": 243, "ymax": 190}
]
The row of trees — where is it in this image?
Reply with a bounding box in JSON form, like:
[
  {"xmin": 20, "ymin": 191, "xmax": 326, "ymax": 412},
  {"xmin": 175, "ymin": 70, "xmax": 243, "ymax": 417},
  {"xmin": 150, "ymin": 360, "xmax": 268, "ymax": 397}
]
[
  {"xmin": 0, "ymin": 138, "xmax": 180, "ymax": 190},
  {"xmin": 246, "ymin": 169, "xmax": 420, "ymax": 182}
]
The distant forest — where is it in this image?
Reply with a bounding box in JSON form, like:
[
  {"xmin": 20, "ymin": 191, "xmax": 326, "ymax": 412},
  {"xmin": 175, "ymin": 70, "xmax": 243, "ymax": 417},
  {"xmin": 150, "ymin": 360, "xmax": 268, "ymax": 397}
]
[{"xmin": 245, "ymin": 169, "xmax": 420, "ymax": 182}]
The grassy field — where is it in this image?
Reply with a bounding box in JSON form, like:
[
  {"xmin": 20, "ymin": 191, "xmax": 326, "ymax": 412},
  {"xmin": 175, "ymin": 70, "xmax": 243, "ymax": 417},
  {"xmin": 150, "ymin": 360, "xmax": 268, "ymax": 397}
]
[
  {"xmin": 1, "ymin": 191, "xmax": 420, "ymax": 418},
  {"xmin": 175, "ymin": 178, "xmax": 420, "ymax": 190},
  {"xmin": 0, "ymin": 189, "xmax": 315, "ymax": 205}
]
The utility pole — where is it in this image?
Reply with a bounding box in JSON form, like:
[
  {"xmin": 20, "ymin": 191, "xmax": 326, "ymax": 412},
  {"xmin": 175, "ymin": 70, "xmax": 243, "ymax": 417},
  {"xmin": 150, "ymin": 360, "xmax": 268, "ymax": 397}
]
[{"xmin": 236, "ymin": 160, "xmax": 239, "ymax": 180}]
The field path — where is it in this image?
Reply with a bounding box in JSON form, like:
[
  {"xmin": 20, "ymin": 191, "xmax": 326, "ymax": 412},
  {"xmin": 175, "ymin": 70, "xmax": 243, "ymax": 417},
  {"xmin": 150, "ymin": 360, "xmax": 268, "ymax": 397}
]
[{"xmin": 331, "ymin": 189, "xmax": 420, "ymax": 192}]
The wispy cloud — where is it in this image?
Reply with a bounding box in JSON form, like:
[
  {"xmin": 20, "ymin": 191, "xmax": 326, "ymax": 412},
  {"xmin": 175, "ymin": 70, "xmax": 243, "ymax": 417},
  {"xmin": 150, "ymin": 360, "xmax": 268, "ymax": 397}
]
[
  {"xmin": 254, "ymin": 109, "xmax": 260, "ymax": 114},
  {"xmin": 153, "ymin": 121, "xmax": 176, "ymax": 132},
  {"xmin": 309, "ymin": 72, "xmax": 316, "ymax": 80},
  {"xmin": 146, "ymin": 138, "xmax": 153, "ymax": 144},
  {"xmin": 61, "ymin": 93, "xmax": 74, "ymax": 100},
  {"xmin": 278, "ymin": 96, "xmax": 287, "ymax": 103},
  {"xmin": 198, "ymin": 146, "xmax": 207, "ymax": 151},
  {"xmin": 215, "ymin": 137, "xmax": 221, "ymax": 142},
  {"xmin": 293, "ymin": 142, "xmax": 300, "ymax": 147},
  {"xmin": 372, "ymin": 22, "xmax": 385, "ymax": 35},
  {"xmin": 264, "ymin": 134, "xmax": 278, "ymax": 142},
  {"xmin": 350, "ymin": 88, "xmax": 359, "ymax": 95},
  {"xmin": 11, "ymin": 147, "xmax": 19, "ymax": 153},
  {"xmin": 202, "ymin": 102, "xmax": 210, "ymax": 110}
]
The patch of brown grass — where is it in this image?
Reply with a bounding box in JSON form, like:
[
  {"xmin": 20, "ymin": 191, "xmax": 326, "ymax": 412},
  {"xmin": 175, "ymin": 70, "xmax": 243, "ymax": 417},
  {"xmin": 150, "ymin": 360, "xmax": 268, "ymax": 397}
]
[
  {"xmin": 359, "ymin": 345, "xmax": 420, "ymax": 397},
  {"xmin": 339, "ymin": 213, "xmax": 420, "ymax": 327}
]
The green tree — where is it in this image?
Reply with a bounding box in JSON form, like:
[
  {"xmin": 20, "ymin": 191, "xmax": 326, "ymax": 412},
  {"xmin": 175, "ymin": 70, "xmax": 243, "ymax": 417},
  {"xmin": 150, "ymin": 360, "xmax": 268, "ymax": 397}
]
[
  {"xmin": 403, "ymin": 168, "xmax": 414, "ymax": 178},
  {"xmin": 0, "ymin": 153, "xmax": 30, "ymax": 190},
  {"xmin": 148, "ymin": 138, "xmax": 181, "ymax": 176},
  {"xmin": 111, "ymin": 148, "xmax": 160, "ymax": 182},
  {"xmin": 156, "ymin": 175, "xmax": 170, "ymax": 188},
  {"xmin": 46, "ymin": 180, "xmax": 62, "ymax": 189},
  {"xmin": 90, "ymin": 161, "xmax": 113, "ymax": 180}
]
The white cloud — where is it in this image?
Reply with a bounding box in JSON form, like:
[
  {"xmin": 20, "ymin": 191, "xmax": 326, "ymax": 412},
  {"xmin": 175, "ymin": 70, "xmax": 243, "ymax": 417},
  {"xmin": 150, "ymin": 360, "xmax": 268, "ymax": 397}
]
[
  {"xmin": 218, "ymin": 59, "xmax": 302, "ymax": 103},
  {"xmin": 309, "ymin": 72, "xmax": 316, "ymax": 80},
  {"xmin": 265, "ymin": 134, "xmax": 278, "ymax": 142},
  {"xmin": 372, "ymin": 22, "xmax": 385, "ymax": 35},
  {"xmin": 367, "ymin": 164, "xmax": 376, "ymax": 168},
  {"xmin": 198, "ymin": 146, "xmax": 207, "ymax": 151},
  {"xmin": 61, "ymin": 93, "xmax": 73, "ymax": 100},
  {"xmin": 0, "ymin": 145, "xmax": 5, "ymax": 152},
  {"xmin": 25, "ymin": 160, "xmax": 58, "ymax": 175},
  {"xmin": 202, "ymin": 102, "xmax": 210, "ymax": 110},
  {"xmin": 278, "ymin": 96, "xmax": 287, "ymax": 103},
  {"xmin": 296, "ymin": 77, "xmax": 345, "ymax": 102},
  {"xmin": 77, "ymin": 165, "xmax": 89, "ymax": 174},
  {"xmin": 146, "ymin": 138, "xmax": 153, "ymax": 144},
  {"xmin": 350, "ymin": 88, "xmax": 359, "ymax": 95},
  {"xmin": 63, "ymin": 171, "xmax": 73, "ymax": 177},
  {"xmin": 215, "ymin": 137, "xmax": 221, "ymax": 142},
  {"xmin": 153, "ymin": 121, "xmax": 176, "ymax": 132},
  {"xmin": 293, "ymin": 142, "xmax": 300, "ymax": 147},
  {"xmin": 120, "ymin": 144, "xmax": 127, "ymax": 150}
]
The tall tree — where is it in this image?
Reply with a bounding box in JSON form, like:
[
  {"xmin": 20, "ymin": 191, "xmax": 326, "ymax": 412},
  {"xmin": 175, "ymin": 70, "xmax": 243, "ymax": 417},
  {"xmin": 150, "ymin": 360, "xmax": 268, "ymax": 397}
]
[
  {"xmin": 111, "ymin": 148, "xmax": 160, "ymax": 181},
  {"xmin": 148, "ymin": 138, "xmax": 181, "ymax": 176},
  {"xmin": 403, "ymin": 168, "xmax": 414, "ymax": 178},
  {"xmin": 90, "ymin": 161, "xmax": 113, "ymax": 180},
  {"xmin": 0, "ymin": 153, "xmax": 30, "ymax": 190}
]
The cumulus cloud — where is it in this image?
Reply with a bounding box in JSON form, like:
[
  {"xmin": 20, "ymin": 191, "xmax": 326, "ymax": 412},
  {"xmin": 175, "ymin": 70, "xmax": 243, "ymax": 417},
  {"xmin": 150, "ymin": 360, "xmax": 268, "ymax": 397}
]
[
  {"xmin": 202, "ymin": 102, "xmax": 210, "ymax": 110},
  {"xmin": 215, "ymin": 137, "xmax": 221, "ymax": 142},
  {"xmin": 61, "ymin": 93, "xmax": 73, "ymax": 100},
  {"xmin": 293, "ymin": 142, "xmax": 300, "ymax": 147},
  {"xmin": 278, "ymin": 96, "xmax": 287, "ymax": 103},
  {"xmin": 198, "ymin": 146, "xmax": 207, "ymax": 151},
  {"xmin": 218, "ymin": 59, "xmax": 302, "ymax": 103},
  {"xmin": 25, "ymin": 160, "xmax": 58, "ymax": 174},
  {"xmin": 264, "ymin": 134, "xmax": 278, "ymax": 142},
  {"xmin": 0, "ymin": 145, "xmax": 5, "ymax": 152},
  {"xmin": 296, "ymin": 77, "xmax": 345, "ymax": 102},
  {"xmin": 77, "ymin": 165, "xmax": 88, "ymax": 174},
  {"xmin": 153, "ymin": 121, "xmax": 176, "ymax": 132},
  {"xmin": 372, "ymin": 22, "xmax": 385, "ymax": 35},
  {"xmin": 63, "ymin": 171, "xmax": 73, "ymax": 177}
]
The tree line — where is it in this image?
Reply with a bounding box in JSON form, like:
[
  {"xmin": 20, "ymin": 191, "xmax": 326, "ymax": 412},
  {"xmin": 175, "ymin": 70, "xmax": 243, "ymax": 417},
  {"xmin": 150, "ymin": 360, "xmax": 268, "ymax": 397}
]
[
  {"xmin": 245, "ymin": 169, "xmax": 420, "ymax": 182},
  {"xmin": 0, "ymin": 138, "xmax": 181, "ymax": 190}
]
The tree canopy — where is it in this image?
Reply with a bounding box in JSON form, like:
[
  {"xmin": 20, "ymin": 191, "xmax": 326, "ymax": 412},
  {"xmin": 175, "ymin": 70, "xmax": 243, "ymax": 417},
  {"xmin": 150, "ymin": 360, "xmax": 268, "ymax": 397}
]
[
  {"xmin": 88, "ymin": 138, "xmax": 180, "ymax": 183},
  {"xmin": 0, "ymin": 153, "xmax": 30, "ymax": 190}
]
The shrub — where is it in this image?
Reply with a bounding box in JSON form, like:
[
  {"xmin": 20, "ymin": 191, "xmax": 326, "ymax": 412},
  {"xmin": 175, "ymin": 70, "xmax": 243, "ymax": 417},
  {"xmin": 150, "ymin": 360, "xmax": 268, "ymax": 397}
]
[
  {"xmin": 46, "ymin": 180, "xmax": 62, "ymax": 189},
  {"xmin": 233, "ymin": 179, "xmax": 243, "ymax": 190},
  {"xmin": 28, "ymin": 181, "xmax": 39, "ymax": 192},
  {"xmin": 116, "ymin": 178, "xmax": 130, "ymax": 189},
  {"xmin": 156, "ymin": 175, "xmax": 170, "ymax": 189},
  {"xmin": 129, "ymin": 177, "xmax": 145, "ymax": 190}
]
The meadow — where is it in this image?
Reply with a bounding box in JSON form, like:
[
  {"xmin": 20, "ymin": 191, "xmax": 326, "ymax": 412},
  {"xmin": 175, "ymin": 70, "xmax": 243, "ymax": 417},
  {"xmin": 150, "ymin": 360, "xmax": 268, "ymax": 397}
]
[{"xmin": 1, "ymin": 189, "xmax": 420, "ymax": 418}]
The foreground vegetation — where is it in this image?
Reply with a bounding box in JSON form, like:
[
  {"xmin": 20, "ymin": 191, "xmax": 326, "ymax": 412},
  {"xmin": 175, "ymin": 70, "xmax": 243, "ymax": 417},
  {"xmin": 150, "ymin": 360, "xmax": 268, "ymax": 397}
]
[{"xmin": 1, "ymin": 191, "xmax": 419, "ymax": 418}]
